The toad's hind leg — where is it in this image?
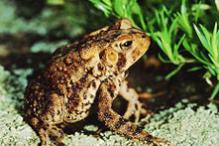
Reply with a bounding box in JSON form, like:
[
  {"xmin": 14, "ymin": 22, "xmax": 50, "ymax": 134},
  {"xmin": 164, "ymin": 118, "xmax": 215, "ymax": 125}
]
[
  {"xmin": 43, "ymin": 92, "xmax": 66, "ymax": 146},
  {"xmin": 48, "ymin": 125, "xmax": 66, "ymax": 146},
  {"xmin": 119, "ymin": 80, "xmax": 148, "ymax": 123},
  {"xmin": 25, "ymin": 91, "xmax": 66, "ymax": 146},
  {"xmin": 25, "ymin": 116, "xmax": 49, "ymax": 146},
  {"xmin": 25, "ymin": 116, "xmax": 66, "ymax": 146},
  {"xmin": 98, "ymin": 81, "xmax": 169, "ymax": 146}
]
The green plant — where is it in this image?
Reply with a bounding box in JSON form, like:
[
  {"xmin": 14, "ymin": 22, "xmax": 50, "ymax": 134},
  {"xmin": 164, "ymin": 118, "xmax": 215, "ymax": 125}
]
[
  {"xmin": 149, "ymin": 7, "xmax": 190, "ymax": 79},
  {"xmin": 183, "ymin": 23, "xmax": 219, "ymax": 99},
  {"xmin": 89, "ymin": 0, "xmax": 219, "ymax": 99},
  {"xmin": 174, "ymin": 0, "xmax": 193, "ymax": 38},
  {"xmin": 89, "ymin": 0, "xmax": 146, "ymax": 30}
]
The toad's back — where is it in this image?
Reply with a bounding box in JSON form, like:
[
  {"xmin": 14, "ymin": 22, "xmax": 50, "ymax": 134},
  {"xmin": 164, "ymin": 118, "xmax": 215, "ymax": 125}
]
[{"xmin": 25, "ymin": 46, "xmax": 102, "ymax": 123}]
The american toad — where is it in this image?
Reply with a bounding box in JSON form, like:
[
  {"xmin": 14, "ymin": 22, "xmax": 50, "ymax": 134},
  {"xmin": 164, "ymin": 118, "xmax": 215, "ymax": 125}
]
[{"xmin": 24, "ymin": 19, "xmax": 167, "ymax": 146}]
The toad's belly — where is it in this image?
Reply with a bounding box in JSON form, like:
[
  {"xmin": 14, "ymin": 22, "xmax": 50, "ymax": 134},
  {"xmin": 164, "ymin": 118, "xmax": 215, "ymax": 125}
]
[{"xmin": 64, "ymin": 80, "xmax": 100, "ymax": 123}]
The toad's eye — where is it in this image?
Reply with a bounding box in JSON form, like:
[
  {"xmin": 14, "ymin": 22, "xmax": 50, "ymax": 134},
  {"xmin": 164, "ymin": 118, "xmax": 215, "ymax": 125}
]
[
  {"xmin": 120, "ymin": 41, "xmax": 133, "ymax": 50},
  {"xmin": 123, "ymin": 41, "xmax": 132, "ymax": 47}
]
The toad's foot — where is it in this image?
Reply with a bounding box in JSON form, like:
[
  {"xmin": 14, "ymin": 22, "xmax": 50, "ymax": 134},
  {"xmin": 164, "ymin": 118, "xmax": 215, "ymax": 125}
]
[{"xmin": 119, "ymin": 80, "xmax": 150, "ymax": 123}]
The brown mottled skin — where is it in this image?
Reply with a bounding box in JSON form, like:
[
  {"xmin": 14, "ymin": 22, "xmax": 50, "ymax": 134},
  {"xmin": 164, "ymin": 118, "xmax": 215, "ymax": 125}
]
[{"xmin": 24, "ymin": 19, "xmax": 169, "ymax": 146}]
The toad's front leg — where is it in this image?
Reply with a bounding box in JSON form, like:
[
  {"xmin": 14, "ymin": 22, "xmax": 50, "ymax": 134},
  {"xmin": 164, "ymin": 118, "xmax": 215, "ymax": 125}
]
[{"xmin": 97, "ymin": 80, "xmax": 168, "ymax": 146}]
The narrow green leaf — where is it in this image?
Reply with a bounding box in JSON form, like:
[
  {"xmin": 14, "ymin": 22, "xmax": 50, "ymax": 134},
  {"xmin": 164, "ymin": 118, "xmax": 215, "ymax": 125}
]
[
  {"xmin": 211, "ymin": 23, "xmax": 218, "ymax": 61},
  {"xmin": 183, "ymin": 39, "xmax": 210, "ymax": 65},
  {"xmin": 194, "ymin": 24, "xmax": 211, "ymax": 52},
  {"xmin": 102, "ymin": 0, "xmax": 112, "ymax": 6},
  {"xmin": 188, "ymin": 66, "xmax": 203, "ymax": 72},
  {"xmin": 165, "ymin": 64, "xmax": 184, "ymax": 80},
  {"xmin": 89, "ymin": 0, "xmax": 113, "ymax": 17},
  {"xmin": 200, "ymin": 25, "xmax": 213, "ymax": 52},
  {"xmin": 210, "ymin": 82, "xmax": 219, "ymax": 100},
  {"xmin": 169, "ymin": 18, "xmax": 178, "ymax": 37},
  {"xmin": 130, "ymin": 1, "xmax": 146, "ymax": 30},
  {"xmin": 113, "ymin": 0, "xmax": 127, "ymax": 17},
  {"xmin": 174, "ymin": 34, "xmax": 185, "ymax": 55},
  {"xmin": 158, "ymin": 54, "xmax": 172, "ymax": 63}
]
